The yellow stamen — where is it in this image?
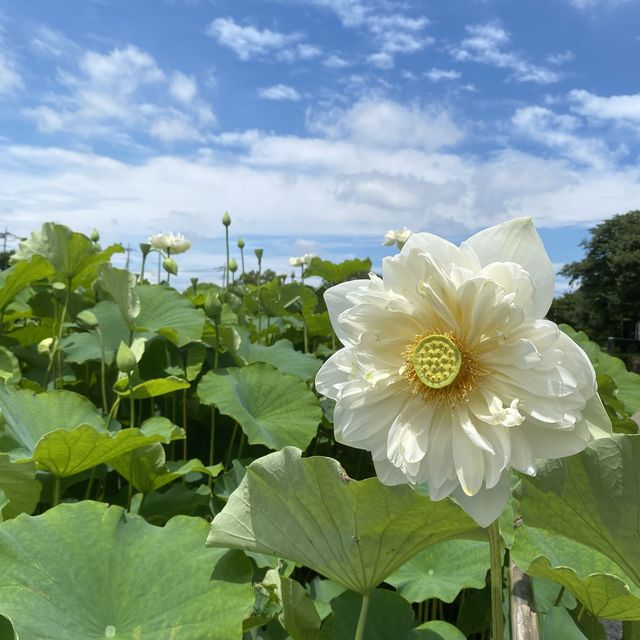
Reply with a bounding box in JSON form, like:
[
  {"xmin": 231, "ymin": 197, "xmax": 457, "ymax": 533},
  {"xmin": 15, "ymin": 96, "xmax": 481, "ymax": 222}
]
[{"xmin": 404, "ymin": 331, "xmax": 483, "ymax": 406}]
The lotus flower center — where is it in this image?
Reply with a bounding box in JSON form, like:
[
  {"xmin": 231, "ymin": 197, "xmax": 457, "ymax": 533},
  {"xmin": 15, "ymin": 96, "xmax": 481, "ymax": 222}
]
[{"xmin": 411, "ymin": 334, "xmax": 461, "ymax": 389}]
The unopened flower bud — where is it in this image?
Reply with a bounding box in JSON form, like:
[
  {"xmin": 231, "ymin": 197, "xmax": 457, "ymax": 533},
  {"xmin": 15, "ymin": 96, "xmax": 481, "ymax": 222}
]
[
  {"xmin": 37, "ymin": 337, "xmax": 54, "ymax": 355},
  {"xmin": 229, "ymin": 258, "xmax": 238, "ymax": 273},
  {"xmin": 76, "ymin": 310, "xmax": 99, "ymax": 329},
  {"xmin": 163, "ymin": 258, "xmax": 178, "ymax": 276},
  {"xmin": 222, "ymin": 211, "xmax": 231, "ymax": 227},
  {"xmin": 237, "ymin": 237, "xmax": 245, "ymax": 249},
  {"xmin": 90, "ymin": 229, "xmax": 100, "ymax": 243},
  {"xmin": 204, "ymin": 290, "xmax": 222, "ymax": 322},
  {"xmin": 139, "ymin": 242, "xmax": 151, "ymax": 257},
  {"xmin": 116, "ymin": 341, "xmax": 137, "ymax": 373}
]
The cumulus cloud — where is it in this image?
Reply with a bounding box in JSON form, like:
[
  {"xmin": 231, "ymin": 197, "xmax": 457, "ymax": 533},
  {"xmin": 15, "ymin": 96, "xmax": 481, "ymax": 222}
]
[
  {"xmin": 512, "ymin": 105, "xmax": 616, "ymax": 168},
  {"xmin": 425, "ymin": 68, "xmax": 461, "ymax": 81},
  {"xmin": 451, "ymin": 23, "xmax": 561, "ymax": 84},
  {"xmin": 206, "ymin": 17, "xmax": 319, "ymax": 62},
  {"xmin": 258, "ymin": 84, "xmax": 302, "ymax": 101},
  {"xmin": 22, "ymin": 43, "xmax": 215, "ymax": 143},
  {"xmin": 307, "ymin": 98, "xmax": 464, "ymax": 151},
  {"xmin": 569, "ymin": 89, "xmax": 640, "ymax": 124}
]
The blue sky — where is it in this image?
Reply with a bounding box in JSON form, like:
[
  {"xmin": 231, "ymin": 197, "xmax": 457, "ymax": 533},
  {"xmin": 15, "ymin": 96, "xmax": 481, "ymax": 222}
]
[{"xmin": 1, "ymin": 0, "xmax": 639, "ymax": 289}]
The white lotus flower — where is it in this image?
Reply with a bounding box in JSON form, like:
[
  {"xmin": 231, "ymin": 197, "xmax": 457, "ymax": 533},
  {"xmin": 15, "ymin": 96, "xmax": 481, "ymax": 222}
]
[
  {"xmin": 384, "ymin": 227, "xmax": 412, "ymax": 249},
  {"xmin": 148, "ymin": 232, "xmax": 191, "ymax": 254},
  {"xmin": 316, "ymin": 218, "xmax": 611, "ymax": 526},
  {"xmin": 289, "ymin": 256, "xmax": 304, "ymax": 267},
  {"xmin": 289, "ymin": 253, "xmax": 316, "ymax": 267}
]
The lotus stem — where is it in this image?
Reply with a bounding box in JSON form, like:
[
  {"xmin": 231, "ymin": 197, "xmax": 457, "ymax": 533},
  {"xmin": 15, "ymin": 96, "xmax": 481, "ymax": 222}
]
[
  {"xmin": 52, "ymin": 475, "xmax": 61, "ymax": 507},
  {"xmin": 488, "ymin": 520, "xmax": 505, "ymax": 640},
  {"xmin": 354, "ymin": 592, "xmax": 371, "ymax": 640}
]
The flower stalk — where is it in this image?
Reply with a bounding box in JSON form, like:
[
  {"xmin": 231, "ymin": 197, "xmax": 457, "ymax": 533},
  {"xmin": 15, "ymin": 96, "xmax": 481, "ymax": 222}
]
[
  {"xmin": 354, "ymin": 592, "xmax": 371, "ymax": 640},
  {"xmin": 488, "ymin": 520, "xmax": 504, "ymax": 640}
]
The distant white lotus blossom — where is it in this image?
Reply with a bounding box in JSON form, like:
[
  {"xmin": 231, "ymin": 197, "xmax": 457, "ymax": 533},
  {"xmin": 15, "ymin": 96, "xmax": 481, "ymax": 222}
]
[
  {"xmin": 289, "ymin": 253, "xmax": 316, "ymax": 267},
  {"xmin": 148, "ymin": 232, "xmax": 192, "ymax": 254},
  {"xmin": 316, "ymin": 218, "xmax": 611, "ymax": 526},
  {"xmin": 384, "ymin": 227, "xmax": 412, "ymax": 249}
]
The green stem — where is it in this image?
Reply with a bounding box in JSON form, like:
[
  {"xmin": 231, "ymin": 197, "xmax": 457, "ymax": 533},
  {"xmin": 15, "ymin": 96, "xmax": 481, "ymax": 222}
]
[
  {"xmin": 128, "ymin": 374, "xmax": 136, "ymax": 429},
  {"xmin": 97, "ymin": 327, "xmax": 108, "ymax": 414},
  {"xmin": 52, "ymin": 475, "xmax": 61, "ymax": 507},
  {"xmin": 166, "ymin": 248, "xmax": 172, "ymax": 286},
  {"xmin": 225, "ymin": 423, "xmax": 239, "ymax": 470},
  {"xmin": 208, "ymin": 407, "xmax": 216, "ymax": 486},
  {"xmin": 240, "ymin": 248, "xmax": 245, "ymax": 275},
  {"xmin": 553, "ymin": 586, "xmax": 566, "ymax": 607},
  {"xmin": 182, "ymin": 387, "xmax": 188, "ymax": 459},
  {"xmin": 354, "ymin": 592, "xmax": 371, "ymax": 640},
  {"xmin": 488, "ymin": 520, "xmax": 505, "ymax": 640},
  {"xmin": 224, "ymin": 226, "xmax": 230, "ymax": 289},
  {"xmin": 84, "ymin": 467, "xmax": 96, "ymax": 500},
  {"xmin": 140, "ymin": 252, "xmax": 147, "ymax": 283},
  {"xmin": 105, "ymin": 397, "xmax": 121, "ymax": 430}
]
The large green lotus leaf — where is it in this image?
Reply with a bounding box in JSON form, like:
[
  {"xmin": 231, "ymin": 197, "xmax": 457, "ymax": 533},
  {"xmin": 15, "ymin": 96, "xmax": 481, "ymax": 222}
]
[
  {"xmin": 0, "ymin": 501, "xmax": 254, "ymax": 639},
  {"xmin": 198, "ymin": 364, "xmax": 321, "ymax": 450},
  {"xmin": 411, "ymin": 621, "xmax": 467, "ymax": 640},
  {"xmin": 561, "ymin": 325, "xmax": 640, "ymax": 414},
  {"xmin": 304, "ymin": 257, "xmax": 372, "ymax": 284},
  {"xmin": 208, "ymin": 447, "xmax": 485, "ymax": 594},
  {"xmin": 0, "ymin": 256, "xmax": 54, "ymax": 315},
  {"xmin": 134, "ymin": 285, "xmax": 205, "ymax": 347},
  {"xmin": 113, "ymin": 376, "xmax": 190, "ymax": 399},
  {"xmin": 0, "ymin": 455, "xmax": 40, "ymax": 520},
  {"xmin": 515, "ymin": 434, "xmax": 640, "ymax": 619},
  {"xmin": 513, "ymin": 526, "xmax": 640, "ymax": 619},
  {"xmin": 387, "ymin": 539, "xmax": 490, "ymax": 603},
  {"xmin": 234, "ymin": 327, "xmax": 321, "ymax": 379},
  {"xmin": 29, "ymin": 417, "xmax": 184, "ymax": 476},
  {"xmin": 0, "ymin": 385, "xmax": 104, "ymax": 457},
  {"xmin": 98, "ymin": 264, "xmax": 140, "ymax": 326},
  {"xmin": 12, "ymin": 222, "xmax": 123, "ymax": 289},
  {"xmin": 110, "ymin": 442, "xmax": 222, "ymax": 494}
]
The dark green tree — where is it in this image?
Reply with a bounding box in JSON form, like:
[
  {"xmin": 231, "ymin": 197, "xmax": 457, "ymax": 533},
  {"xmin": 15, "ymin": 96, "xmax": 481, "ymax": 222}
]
[{"xmin": 555, "ymin": 210, "xmax": 640, "ymax": 339}]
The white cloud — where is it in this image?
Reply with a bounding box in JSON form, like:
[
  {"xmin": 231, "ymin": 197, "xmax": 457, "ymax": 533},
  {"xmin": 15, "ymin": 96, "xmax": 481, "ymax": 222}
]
[
  {"xmin": 569, "ymin": 89, "xmax": 640, "ymax": 123},
  {"xmin": 425, "ymin": 68, "xmax": 461, "ymax": 81},
  {"xmin": 169, "ymin": 71, "xmax": 197, "ymax": 103},
  {"xmin": 567, "ymin": 0, "xmax": 630, "ymax": 9},
  {"xmin": 547, "ymin": 50, "xmax": 574, "ymax": 66},
  {"xmin": 367, "ymin": 51, "xmax": 394, "ymax": 69},
  {"xmin": 512, "ymin": 105, "xmax": 615, "ymax": 168},
  {"xmin": 306, "ymin": 0, "xmax": 369, "ymax": 27},
  {"xmin": 258, "ymin": 84, "xmax": 302, "ymax": 101},
  {"xmin": 0, "ymin": 52, "xmax": 22, "ymax": 95},
  {"xmin": 206, "ymin": 17, "xmax": 311, "ymax": 61},
  {"xmin": 307, "ymin": 98, "xmax": 464, "ymax": 150},
  {"xmin": 323, "ymin": 54, "xmax": 349, "ymax": 68},
  {"xmin": 451, "ymin": 23, "xmax": 561, "ymax": 84},
  {"xmin": 22, "ymin": 43, "xmax": 214, "ymax": 143},
  {"xmin": 30, "ymin": 26, "xmax": 76, "ymax": 58}
]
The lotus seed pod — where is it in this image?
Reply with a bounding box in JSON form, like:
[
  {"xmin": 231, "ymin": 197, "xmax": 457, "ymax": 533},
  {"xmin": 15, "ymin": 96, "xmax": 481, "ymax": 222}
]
[
  {"xmin": 116, "ymin": 341, "xmax": 137, "ymax": 373},
  {"xmin": 229, "ymin": 258, "xmax": 238, "ymax": 273},
  {"xmin": 76, "ymin": 310, "xmax": 99, "ymax": 329},
  {"xmin": 139, "ymin": 242, "xmax": 151, "ymax": 256},
  {"xmin": 190, "ymin": 277, "xmax": 199, "ymax": 291},
  {"xmin": 237, "ymin": 237, "xmax": 245, "ymax": 249},
  {"xmin": 37, "ymin": 337, "xmax": 54, "ymax": 355},
  {"xmin": 222, "ymin": 211, "xmax": 231, "ymax": 227},
  {"xmin": 254, "ymin": 248, "xmax": 263, "ymax": 260},
  {"xmin": 90, "ymin": 228, "xmax": 100, "ymax": 243},
  {"xmin": 204, "ymin": 290, "xmax": 222, "ymax": 322},
  {"xmin": 163, "ymin": 257, "xmax": 178, "ymax": 276}
]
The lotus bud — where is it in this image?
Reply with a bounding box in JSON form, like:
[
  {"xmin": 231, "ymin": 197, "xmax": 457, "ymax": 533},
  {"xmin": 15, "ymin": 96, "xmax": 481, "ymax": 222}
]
[
  {"xmin": 237, "ymin": 237, "xmax": 245, "ymax": 249},
  {"xmin": 76, "ymin": 310, "xmax": 99, "ymax": 329},
  {"xmin": 204, "ymin": 290, "xmax": 222, "ymax": 322},
  {"xmin": 90, "ymin": 228, "xmax": 100, "ymax": 243},
  {"xmin": 139, "ymin": 242, "xmax": 151, "ymax": 257},
  {"xmin": 190, "ymin": 277, "xmax": 199, "ymax": 292},
  {"xmin": 222, "ymin": 211, "xmax": 231, "ymax": 227},
  {"xmin": 163, "ymin": 257, "xmax": 178, "ymax": 276},
  {"xmin": 254, "ymin": 248, "xmax": 263, "ymax": 261},
  {"xmin": 116, "ymin": 341, "xmax": 137, "ymax": 373},
  {"xmin": 37, "ymin": 337, "xmax": 54, "ymax": 355},
  {"xmin": 229, "ymin": 258, "xmax": 238, "ymax": 273}
]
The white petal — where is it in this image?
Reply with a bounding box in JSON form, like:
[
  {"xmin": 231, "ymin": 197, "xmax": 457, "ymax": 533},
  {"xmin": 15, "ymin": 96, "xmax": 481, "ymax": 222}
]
[
  {"xmin": 508, "ymin": 428, "xmax": 537, "ymax": 475},
  {"xmin": 521, "ymin": 419, "xmax": 590, "ymax": 459},
  {"xmin": 452, "ymin": 423, "xmax": 485, "ymax": 496},
  {"xmin": 451, "ymin": 471, "xmax": 512, "ymax": 527},
  {"xmin": 373, "ymin": 457, "xmax": 409, "ymax": 486},
  {"xmin": 387, "ymin": 398, "xmax": 434, "ymax": 465},
  {"xmin": 462, "ymin": 218, "xmax": 555, "ymax": 318},
  {"xmin": 324, "ymin": 279, "xmax": 369, "ymax": 346},
  {"xmin": 315, "ymin": 349, "xmax": 353, "ymax": 399},
  {"xmin": 581, "ymin": 392, "xmax": 612, "ymax": 436}
]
